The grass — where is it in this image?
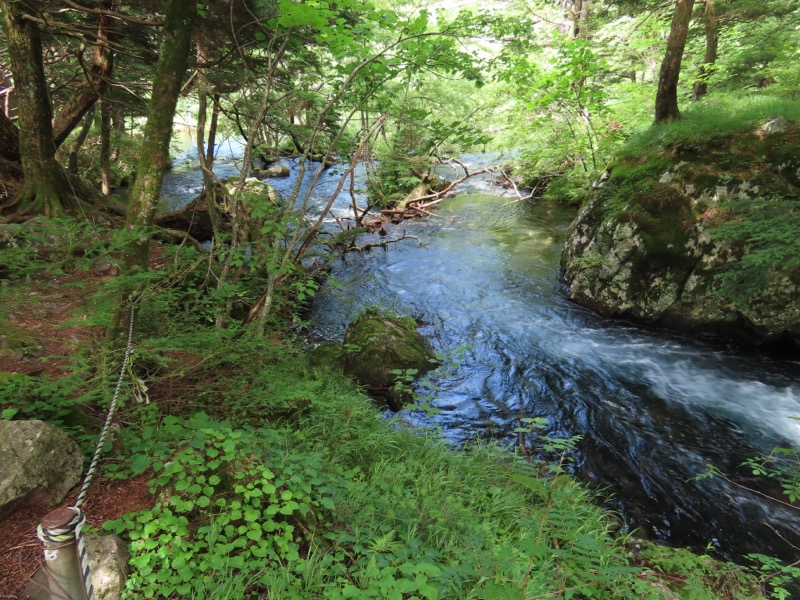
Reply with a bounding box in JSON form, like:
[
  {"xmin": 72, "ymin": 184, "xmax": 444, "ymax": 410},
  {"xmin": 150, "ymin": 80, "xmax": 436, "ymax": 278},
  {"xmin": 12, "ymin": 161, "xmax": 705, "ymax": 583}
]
[
  {"xmin": 0, "ymin": 217, "xmax": 781, "ymax": 598},
  {"xmin": 619, "ymin": 95, "xmax": 800, "ymax": 160}
]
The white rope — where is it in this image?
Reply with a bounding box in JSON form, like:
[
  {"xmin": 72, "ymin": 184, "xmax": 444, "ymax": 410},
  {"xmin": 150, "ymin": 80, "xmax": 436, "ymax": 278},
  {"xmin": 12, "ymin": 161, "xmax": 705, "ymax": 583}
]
[{"xmin": 63, "ymin": 297, "xmax": 139, "ymax": 600}]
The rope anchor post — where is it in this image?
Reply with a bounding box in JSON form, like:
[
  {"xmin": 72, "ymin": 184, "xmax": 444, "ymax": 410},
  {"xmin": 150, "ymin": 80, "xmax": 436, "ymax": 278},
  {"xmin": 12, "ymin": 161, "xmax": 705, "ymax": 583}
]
[{"xmin": 34, "ymin": 507, "xmax": 91, "ymax": 600}]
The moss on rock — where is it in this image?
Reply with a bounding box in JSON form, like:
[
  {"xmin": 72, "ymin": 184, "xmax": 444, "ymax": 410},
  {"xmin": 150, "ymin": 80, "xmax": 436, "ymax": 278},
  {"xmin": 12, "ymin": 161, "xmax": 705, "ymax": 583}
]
[
  {"xmin": 561, "ymin": 115, "xmax": 800, "ymax": 346},
  {"xmin": 0, "ymin": 320, "xmax": 43, "ymax": 360},
  {"xmin": 342, "ymin": 309, "xmax": 437, "ymax": 410}
]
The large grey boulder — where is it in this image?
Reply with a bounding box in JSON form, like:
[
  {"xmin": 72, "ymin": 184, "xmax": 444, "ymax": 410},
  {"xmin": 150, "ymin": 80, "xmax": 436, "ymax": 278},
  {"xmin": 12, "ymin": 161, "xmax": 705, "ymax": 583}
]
[
  {"xmin": 561, "ymin": 118, "xmax": 800, "ymax": 345},
  {"xmin": 0, "ymin": 420, "xmax": 83, "ymax": 517},
  {"xmin": 86, "ymin": 534, "xmax": 130, "ymax": 600}
]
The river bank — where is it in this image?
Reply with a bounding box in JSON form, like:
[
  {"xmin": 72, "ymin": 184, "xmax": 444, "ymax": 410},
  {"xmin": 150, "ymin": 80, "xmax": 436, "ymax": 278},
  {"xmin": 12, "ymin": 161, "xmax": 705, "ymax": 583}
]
[{"xmin": 0, "ymin": 221, "xmax": 775, "ymax": 597}]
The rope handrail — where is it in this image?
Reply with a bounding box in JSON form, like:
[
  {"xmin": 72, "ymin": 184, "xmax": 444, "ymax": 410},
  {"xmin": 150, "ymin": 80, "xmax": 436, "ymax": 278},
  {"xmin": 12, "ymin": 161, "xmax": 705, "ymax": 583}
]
[{"xmin": 36, "ymin": 295, "xmax": 140, "ymax": 600}]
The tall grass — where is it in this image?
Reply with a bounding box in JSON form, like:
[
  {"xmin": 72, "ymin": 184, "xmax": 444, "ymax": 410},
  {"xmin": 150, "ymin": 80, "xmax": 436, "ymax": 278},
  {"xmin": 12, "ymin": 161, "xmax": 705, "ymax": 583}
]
[{"xmin": 619, "ymin": 94, "xmax": 800, "ymax": 159}]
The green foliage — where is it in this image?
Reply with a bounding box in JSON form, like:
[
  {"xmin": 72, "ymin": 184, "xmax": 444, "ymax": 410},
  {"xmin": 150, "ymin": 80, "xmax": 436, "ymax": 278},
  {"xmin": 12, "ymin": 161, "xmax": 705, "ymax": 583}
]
[
  {"xmin": 741, "ymin": 440, "xmax": 800, "ymax": 506},
  {"xmin": 638, "ymin": 543, "xmax": 758, "ymax": 600},
  {"xmin": 620, "ymin": 95, "xmax": 800, "ymax": 160},
  {"xmin": 695, "ymin": 434, "xmax": 800, "ymax": 599},
  {"xmin": 104, "ymin": 412, "xmax": 346, "ymax": 598},
  {"xmin": 96, "ymin": 343, "xmax": 771, "ymax": 598},
  {"xmin": 710, "ymin": 196, "xmax": 800, "ymax": 303}
]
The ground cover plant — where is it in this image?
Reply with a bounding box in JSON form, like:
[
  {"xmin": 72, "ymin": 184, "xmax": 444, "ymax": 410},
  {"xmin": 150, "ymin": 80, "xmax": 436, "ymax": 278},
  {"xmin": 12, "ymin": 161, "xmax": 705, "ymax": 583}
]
[{"xmin": 0, "ymin": 222, "xmax": 782, "ymax": 598}]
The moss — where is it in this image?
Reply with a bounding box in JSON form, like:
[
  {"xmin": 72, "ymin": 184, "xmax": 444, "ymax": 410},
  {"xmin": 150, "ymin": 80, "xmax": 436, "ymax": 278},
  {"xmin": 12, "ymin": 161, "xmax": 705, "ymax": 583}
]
[
  {"xmin": 0, "ymin": 320, "xmax": 43, "ymax": 359},
  {"xmin": 342, "ymin": 309, "xmax": 437, "ymax": 410},
  {"xmin": 308, "ymin": 342, "xmax": 345, "ymax": 371}
]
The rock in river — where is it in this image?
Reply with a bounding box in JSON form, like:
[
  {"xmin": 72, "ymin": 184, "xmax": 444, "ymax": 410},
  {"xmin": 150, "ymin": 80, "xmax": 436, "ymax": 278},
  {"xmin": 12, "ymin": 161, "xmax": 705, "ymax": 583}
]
[
  {"xmin": 561, "ymin": 116, "xmax": 800, "ymax": 346},
  {"xmin": 343, "ymin": 309, "xmax": 437, "ymax": 410}
]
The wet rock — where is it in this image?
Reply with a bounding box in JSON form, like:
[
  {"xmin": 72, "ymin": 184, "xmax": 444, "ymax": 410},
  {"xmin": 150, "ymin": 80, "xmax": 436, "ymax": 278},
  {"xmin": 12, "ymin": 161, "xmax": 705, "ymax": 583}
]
[
  {"xmin": 343, "ymin": 309, "xmax": 437, "ymax": 410},
  {"xmin": 0, "ymin": 420, "xmax": 83, "ymax": 517},
  {"xmin": 253, "ymin": 164, "xmax": 290, "ymax": 178}
]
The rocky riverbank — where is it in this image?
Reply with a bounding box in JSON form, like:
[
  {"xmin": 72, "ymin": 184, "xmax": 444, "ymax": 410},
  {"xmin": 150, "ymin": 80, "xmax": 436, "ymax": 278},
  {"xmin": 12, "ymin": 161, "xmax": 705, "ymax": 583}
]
[{"xmin": 561, "ymin": 107, "xmax": 800, "ymax": 347}]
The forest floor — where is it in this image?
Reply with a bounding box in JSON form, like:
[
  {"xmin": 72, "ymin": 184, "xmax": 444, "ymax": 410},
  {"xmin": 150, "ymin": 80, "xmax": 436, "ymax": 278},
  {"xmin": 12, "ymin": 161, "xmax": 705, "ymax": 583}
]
[{"xmin": 0, "ymin": 250, "xmax": 171, "ymax": 599}]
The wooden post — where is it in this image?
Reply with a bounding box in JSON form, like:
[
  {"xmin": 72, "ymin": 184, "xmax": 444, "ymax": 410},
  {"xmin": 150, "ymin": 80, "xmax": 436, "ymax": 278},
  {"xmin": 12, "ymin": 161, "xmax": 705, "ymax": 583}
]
[{"xmin": 31, "ymin": 507, "xmax": 90, "ymax": 600}]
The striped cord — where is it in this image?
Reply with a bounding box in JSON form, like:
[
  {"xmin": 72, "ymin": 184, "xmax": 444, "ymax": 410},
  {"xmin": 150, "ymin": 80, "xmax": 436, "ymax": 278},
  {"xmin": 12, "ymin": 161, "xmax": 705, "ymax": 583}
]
[{"xmin": 69, "ymin": 297, "xmax": 139, "ymax": 599}]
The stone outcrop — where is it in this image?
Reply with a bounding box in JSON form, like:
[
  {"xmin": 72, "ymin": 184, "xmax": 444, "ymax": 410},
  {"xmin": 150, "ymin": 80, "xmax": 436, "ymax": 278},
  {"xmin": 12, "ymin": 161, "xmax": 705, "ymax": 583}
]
[
  {"xmin": 343, "ymin": 309, "xmax": 437, "ymax": 410},
  {"xmin": 0, "ymin": 420, "xmax": 83, "ymax": 517},
  {"xmin": 561, "ymin": 117, "xmax": 800, "ymax": 346}
]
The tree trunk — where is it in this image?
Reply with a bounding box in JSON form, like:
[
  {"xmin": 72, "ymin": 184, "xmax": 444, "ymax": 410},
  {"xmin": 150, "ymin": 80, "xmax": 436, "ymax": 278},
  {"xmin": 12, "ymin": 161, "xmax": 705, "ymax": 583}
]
[
  {"xmin": 51, "ymin": 0, "xmax": 115, "ymax": 148},
  {"xmin": 206, "ymin": 93, "xmax": 220, "ymax": 167},
  {"xmin": 195, "ymin": 40, "xmax": 221, "ymax": 240},
  {"xmin": 1, "ymin": 0, "xmax": 75, "ymax": 214},
  {"xmin": 67, "ymin": 106, "xmax": 95, "ymax": 174},
  {"xmin": 693, "ymin": 0, "xmax": 717, "ymax": 100},
  {"xmin": 655, "ymin": 0, "xmax": 696, "ymax": 123},
  {"xmin": 0, "ymin": 110, "xmax": 20, "ymax": 162},
  {"xmin": 571, "ymin": 0, "xmax": 591, "ymax": 39},
  {"xmin": 122, "ymin": 0, "xmax": 197, "ymax": 272},
  {"xmin": 100, "ymin": 98, "xmax": 112, "ymax": 195}
]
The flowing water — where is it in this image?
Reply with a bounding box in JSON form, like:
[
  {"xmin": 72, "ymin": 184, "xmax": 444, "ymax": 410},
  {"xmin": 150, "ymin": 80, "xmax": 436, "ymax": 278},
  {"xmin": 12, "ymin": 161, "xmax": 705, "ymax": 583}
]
[{"xmin": 162, "ymin": 151, "xmax": 800, "ymax": 563}]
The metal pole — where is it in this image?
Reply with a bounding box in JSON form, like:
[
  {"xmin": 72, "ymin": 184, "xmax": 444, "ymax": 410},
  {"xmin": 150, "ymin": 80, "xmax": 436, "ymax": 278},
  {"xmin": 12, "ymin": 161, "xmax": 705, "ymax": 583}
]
[{"xmin": 36, "ymin": 507, "xmax": 90, "ymax": 600}]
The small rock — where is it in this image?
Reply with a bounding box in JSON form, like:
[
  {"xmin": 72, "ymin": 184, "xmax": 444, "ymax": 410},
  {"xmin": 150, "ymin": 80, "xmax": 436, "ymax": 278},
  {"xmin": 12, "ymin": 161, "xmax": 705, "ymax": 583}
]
[
  {"xmin": 85, "ymin": 534, "xmax": 130, "ymax": 600},
  {"xmin": 92, "ymin": 257, "xmax": 120, "ymax": 277},
  {"xmin": 759, "ymin": 116, "xmax": 788, "ymax": 135}
]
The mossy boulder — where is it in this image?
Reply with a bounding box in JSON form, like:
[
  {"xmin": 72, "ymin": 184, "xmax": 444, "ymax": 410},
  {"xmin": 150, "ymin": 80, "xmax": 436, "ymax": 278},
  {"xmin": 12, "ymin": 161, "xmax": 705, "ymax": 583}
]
[
  {"xmin": 0, "ymin": 320, "xmax": 43, "ymax": 360},
  {"xmin": 561, "ymin": 116, "xmax": 800, "ymax": 346},
  {"xmin": 309, "ymin": 342, "xmax": 346, "ymax": 371},
  {"xmin": 343, "ymin": 310, "xmax": 437, "ymax": 410}
]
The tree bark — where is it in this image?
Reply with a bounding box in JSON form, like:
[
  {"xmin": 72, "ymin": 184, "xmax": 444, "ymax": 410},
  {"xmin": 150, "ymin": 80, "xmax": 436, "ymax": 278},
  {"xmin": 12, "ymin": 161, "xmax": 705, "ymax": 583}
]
[
  {"xmin": 194, "ymin": 38, "xmax": 221, "ymax": 238},
  {"xmin": 122, "ymin": 0, "xmax": 197, "ymax": 272},
  {"xmin": 655, "ymin": 0, "xmax": 696, "ymax": 123},
  {"xmin": 51, "ymin": 0, "xmax": 115, "ymax": 148},
  {"xmin": 0, "ymin": 110, "xmax": 20, "ymax": 162},
  {"xmin": 571, "ymin": 0, "xmax": 591, "ymax": 39},
  {"xmin": 67, "ymin": 106, "xmax": 95, "ymax": 174},
  {"xmin": 693, "ymin": 0, "xmax": 717, "ymax": 100},
  {"xmin": 1, "ymin": 0, "xmax": 75, "ymax": 214},
  {"xmin": 100, "ymin": 98, "xmax": 112, "ymax": 195}
]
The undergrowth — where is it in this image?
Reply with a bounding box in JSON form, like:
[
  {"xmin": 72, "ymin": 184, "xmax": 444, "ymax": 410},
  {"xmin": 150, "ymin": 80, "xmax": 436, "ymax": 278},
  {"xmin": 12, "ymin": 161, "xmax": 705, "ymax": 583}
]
[
  {"xmin": 0, "ymin": 216, "xmax": 790, "ymax": 598},
  {"xmin": 618, "ymin": 95, "xmax": 800, "ymax": 161}
]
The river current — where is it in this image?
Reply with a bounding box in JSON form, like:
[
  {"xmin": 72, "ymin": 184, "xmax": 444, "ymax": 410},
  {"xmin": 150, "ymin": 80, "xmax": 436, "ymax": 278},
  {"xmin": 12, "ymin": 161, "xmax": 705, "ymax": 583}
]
[{"xmin": 162, "ymin": 150, "xmax": 800, "ymax": 564}]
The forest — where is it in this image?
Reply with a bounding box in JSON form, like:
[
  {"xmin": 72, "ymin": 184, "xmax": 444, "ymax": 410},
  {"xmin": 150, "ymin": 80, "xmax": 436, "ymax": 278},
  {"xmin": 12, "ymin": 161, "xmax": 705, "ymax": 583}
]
[{"xmin": 0, "ymin": 0, "xmax": 799, "ymax": 598}]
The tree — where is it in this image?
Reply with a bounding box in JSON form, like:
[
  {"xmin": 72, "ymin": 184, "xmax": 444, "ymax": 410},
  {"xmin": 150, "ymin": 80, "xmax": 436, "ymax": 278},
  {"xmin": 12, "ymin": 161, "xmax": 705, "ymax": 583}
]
[
  {"xmin": 122, "ymin": 0, "xmax": 197, "ymax": 272},
  {"xmin": 0, "ymin": 110, "xmax": 19, "ymax": 162},
  {"xmin": 0, "ymin": 0, "xmax": 76, "ymax": 214},
  {"xmin": 654, "ymin": 0, "xmax": 696, "ymax": 122},
  {"xmin": 50, "ymin": 0, "xmax": 115, "ymax": 148},
  {"xmin": 693, "ymin": 0, "xmax": 717, "ymax": 100}
]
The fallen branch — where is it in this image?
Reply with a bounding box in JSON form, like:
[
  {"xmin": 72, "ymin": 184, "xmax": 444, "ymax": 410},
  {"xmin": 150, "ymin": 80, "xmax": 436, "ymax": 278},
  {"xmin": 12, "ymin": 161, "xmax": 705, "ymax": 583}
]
[
  {"xmin": 153, "ymin": 228, "xmax": 207, "ymax": 254},
  {"xmin": 500, "ymin": 170, "xmax": 534, "ymax": 203},
  {"xmin": 414, "ymin": 165, "xmax": 498, "ymax": 208},
  {"xmin": 346, "ymin": 230, "xmax": 422, "ymax": 253}
]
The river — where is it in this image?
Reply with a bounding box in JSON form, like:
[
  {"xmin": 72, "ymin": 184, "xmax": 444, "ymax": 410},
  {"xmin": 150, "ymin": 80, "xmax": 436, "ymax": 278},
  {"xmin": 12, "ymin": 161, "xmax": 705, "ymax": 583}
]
[{"xmin": 162, "ymin": 150, "xmax": 800, "ymax": 564}]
